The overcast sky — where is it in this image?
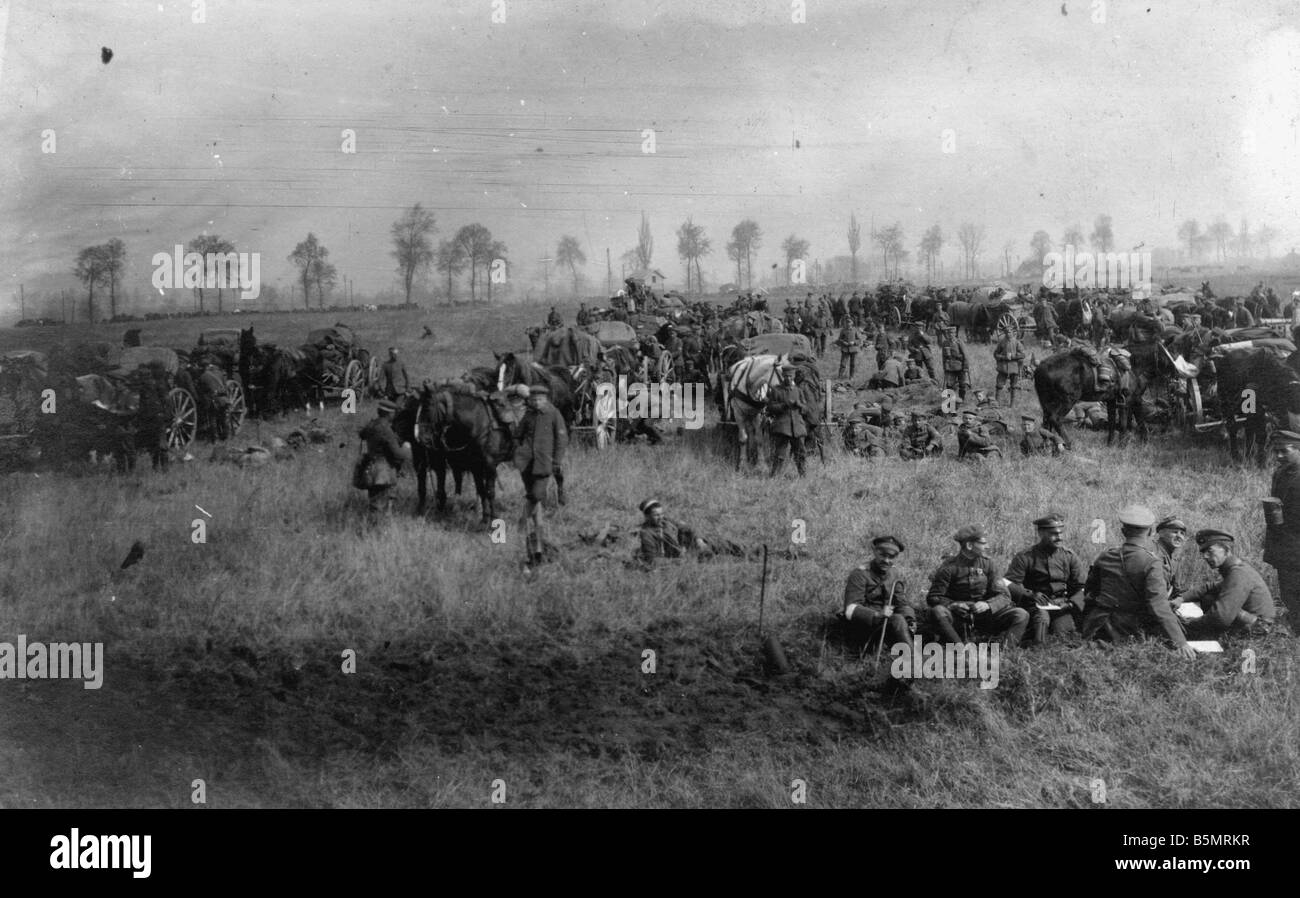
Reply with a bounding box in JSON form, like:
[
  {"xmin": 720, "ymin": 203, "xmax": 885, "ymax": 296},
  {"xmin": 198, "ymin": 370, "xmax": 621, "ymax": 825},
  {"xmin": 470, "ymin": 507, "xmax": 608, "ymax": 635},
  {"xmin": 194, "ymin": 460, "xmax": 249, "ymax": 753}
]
[{"xmin": 2, "ymin": 0, "xmax": 1298, "ymax": 314}]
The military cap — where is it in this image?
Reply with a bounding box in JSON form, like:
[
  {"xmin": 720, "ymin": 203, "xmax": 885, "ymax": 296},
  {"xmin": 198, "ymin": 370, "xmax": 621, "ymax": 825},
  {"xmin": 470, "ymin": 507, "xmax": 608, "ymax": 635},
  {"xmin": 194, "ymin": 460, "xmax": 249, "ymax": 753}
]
[
  {"xmin": 778, "ymin": 362, "xmax": 797, "ymax": 373},
  {"xmin": 528, "ymin": 383, "xmax": 550, "ymax": 395},
  {"xmin": 872, "ymin": 535, "xmax": 905, "ymax": 554},
  {"xmin": 953, "ymin": 524, "xmax": 987, "ymax": 542},
  {"xmin": 961, "ymin": 408, "xmax": 979, "ymax": 417},
  {"xmin": 639, "ymin": 498, "xmax": 662, "ymax": 514},
  {"xmin": 1117, "ymin": 504, "xmax": 1155, "ymax": 528},
  {"xmin": 910, "ymin": 410, "xmax": 927, "ymax": 419},
  {"xmin": 512, "ymin": 384, "xmax": 530, "ymax": 399},
  {"xmin": 377, "ymin": 399, "xmax": 397, "ymax": 414},
  {"xmin": 1020, "ymin": 414, "xmax": 1036, "ymax": 423},
  {"xmin": 1033, "ymin": 513, "xmax": 1065, "ymax": 530},
  {"xmin": 1270, "ymin": 430, "xmax": 1300, "ymax": 447},
  {"xmin": 1156, "ymin": 515, "xmax": 1187, "ymax": 533},
  {"xmin": 1194, "ymin": 528, "xmax": 1234, "ymax": 549}
]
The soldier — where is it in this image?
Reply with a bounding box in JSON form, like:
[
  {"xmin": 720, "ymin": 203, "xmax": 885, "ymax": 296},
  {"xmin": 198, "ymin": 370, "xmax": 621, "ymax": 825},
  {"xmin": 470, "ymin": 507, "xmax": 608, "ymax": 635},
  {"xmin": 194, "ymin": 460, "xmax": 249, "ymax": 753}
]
[
  {"xmin": 844, "ymin": 403, "xmax": 886, "ymax": 457},
  {"xmin": 1153, "ymin": 515, "xmax": 1188, "ymax": 605},
  {"xmin": 1180, "ymin": 529, "xmax": 1276, "ymax": 637},
  {"xmin": 842, "ymin": 536, "xmax": 915, "ymax": 654},
  {"xmin": 939, "ymin": 327, "xmax": 970, "ymax": 400},
  {"xmin": 925, "ymin": 525, "xmax": 1029, "ymax": 647},
  {"xmin": 1019, "ymin": 414, "xmax": 1064, "ymax": 457},
  {"xmin": 814, "ymin": 304, "xmax": 833, "ymax": 356},
  {"xmin": 380, "ymin": 347, "xmax": 409, "ymax": 401},
  {"xmin": 993, "ymin": 327, "xmax": 1026, "ymax": 406},
  {"xmin": 957, "ymin": 408, "xmax": 1000, "ymax": 460},
  {"xmin": 831, "ymin": 293, "xmax": 847, "ymax": 328},
  {"xmin": 1006, "ymin": 513, "xmax": 1087, "ymax": 645},
  {"xmin": 134, "ymin": 361, "xmax": 172, "ymax": 471},
  {"xmin": 903, "ymin": 357, "xmax": 924, "ymax": 384},
  {"xmin": 357, "ymin": 399, "xmax": 412, "ymax": 518},
  {"xmin": 869, "ymin": 351, "xmax": 906, "ymax": 389},
  {"xmin": 874, "ymin": 326, "xmax": 891, "ymax": 372},
  {"xmin": 971, "ymin": 388, "xmax": 998, "ymax": 410},
  {"xmin": 636, "ymin": 498, "xmax": 691, "ymax": 564},
  {"xmin": 1264, "ymin": 430, "xmax": 1300, "ymax": 635},
  {"xmin": 547, "ymin": 306, "xmax": 563, "ymax": 329},
  {"xmin": 906, "ymin": 330, "xmax": 937, "ymax": 380},
  {"xmin": 197, "ymin": 362, "xmax": 231, "ymax": 442},
  {"xmin": 836, "ymin": 319, "xmax": 863, "ymax": 379},
  {"xmin": 514, "ymin": 383, "xmax": 568, "ymax": 566},
  {"xmin": 767, "ymin": 362, "xmax": 807, "ymax": 478},
  {"xmin": 1081, "ymin": 505, "xmax": 1197, "ymax": 658},
  {"xmin": 1037, "ymin": 299, "xmax": 1060, "ymax": 346},
  {"xmin": 899, "ymin": 410, "xmax": 943, "ymax": 460},
  {"xmin": 848, "ymin": 292, "xmax": 863, "ymax": 323},
  {"xmin": 576, "ymin": 303, "xmax": 590, "ymax": 326}
]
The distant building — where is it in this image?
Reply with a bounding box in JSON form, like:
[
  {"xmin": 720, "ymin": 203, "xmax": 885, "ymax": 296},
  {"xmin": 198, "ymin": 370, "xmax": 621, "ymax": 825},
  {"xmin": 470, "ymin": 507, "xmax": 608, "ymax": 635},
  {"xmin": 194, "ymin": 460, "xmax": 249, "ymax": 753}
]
[{"xmin": 628, "ymin": 268, "xmax": 666, "ymax": 299}]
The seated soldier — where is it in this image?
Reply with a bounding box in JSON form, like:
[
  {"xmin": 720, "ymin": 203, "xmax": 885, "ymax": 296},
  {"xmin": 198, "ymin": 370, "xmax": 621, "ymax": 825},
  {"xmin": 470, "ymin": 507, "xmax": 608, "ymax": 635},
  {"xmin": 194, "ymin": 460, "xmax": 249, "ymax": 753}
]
[
  {"xmin": 903, "ymin": 358, "xmax": 925, "ymax": 384},
  {"xmin": 1179, "ymin": 529, "xmax": 1276, "ymax": 637},
  {"xmin": 899, "ymin": 410, "xmax": 943, "ymax": 459},
  {"xmin": 842, "ymin": 536, "xmax": 915, "ymax": 652},
  {"xmin": 957, "ymin": 408, "xmax": 1001, "ymax": 460},
  {"xmin": 868, "ymin": 352, "xmax": 907, "ymax": 389},
  {"xmin": 1006, "ymin": 513, "xmax": 1087, "ymax": 645},
  {"xmin": 925, "ymin": 525, "xmax": 1029, "ymax": 647},
  {"xmin": 972, "ymin": 388, "xmax": 998, "ymax": 410},
  {"xmin": 1019, "ymin": 414, "xmax": 1065, "ymax": 456},
  {"xmin": 634, "ymin": 499, "xmax": 746, "ymax": 565},
  {"xmin": 1067, "ymin": 401, "xmax": 1108, "ymax": 430},
  {"xmin": 844, "ymin": 405, "xmax": 888, "ymax": 458}
]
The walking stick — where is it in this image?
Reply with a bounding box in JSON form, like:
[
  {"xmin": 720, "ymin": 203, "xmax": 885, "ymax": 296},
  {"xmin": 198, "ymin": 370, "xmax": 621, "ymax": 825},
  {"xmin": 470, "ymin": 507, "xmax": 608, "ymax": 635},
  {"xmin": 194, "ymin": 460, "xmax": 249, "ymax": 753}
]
[
  {"xmin": 874, "ymin": 580, "xmax": 900, "ymax": 667},
  {"xmin": 757, "ymin": 544, "xmax": 770, "ymax": 638}
]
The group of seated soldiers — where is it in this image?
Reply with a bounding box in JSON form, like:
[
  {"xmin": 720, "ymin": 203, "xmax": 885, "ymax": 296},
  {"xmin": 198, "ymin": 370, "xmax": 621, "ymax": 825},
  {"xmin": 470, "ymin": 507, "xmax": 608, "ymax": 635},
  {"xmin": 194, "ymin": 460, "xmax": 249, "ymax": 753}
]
[
  {"xmin": 842, "ymin": 403, "xmax": 1067, "ymax": 460},
  {"xmin": 840, "ymin": 507, "xmax": 1275, "ymax": 661}
]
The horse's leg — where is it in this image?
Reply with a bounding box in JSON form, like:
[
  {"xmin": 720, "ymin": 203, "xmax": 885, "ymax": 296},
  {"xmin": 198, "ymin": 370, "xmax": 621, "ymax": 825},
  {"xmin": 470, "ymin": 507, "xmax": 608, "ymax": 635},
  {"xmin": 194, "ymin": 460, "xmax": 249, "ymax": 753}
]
[
  {"xmin": 434, "ymin": 455, "xmax": 450, "ymax": 510},
  {"xmin": 482, "ymin": 466, "xmax": 497, "ymax": 524},
  {"xmin": 415, "ymin": 452, "xmax": 428, "ymax": 515}
]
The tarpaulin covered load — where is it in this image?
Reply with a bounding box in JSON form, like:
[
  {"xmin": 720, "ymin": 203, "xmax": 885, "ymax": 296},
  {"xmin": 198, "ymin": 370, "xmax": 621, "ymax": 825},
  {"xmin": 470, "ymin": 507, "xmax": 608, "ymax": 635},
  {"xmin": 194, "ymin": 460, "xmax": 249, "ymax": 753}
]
[
  {"xmin": 0, "ymin": 350, "xmax": 49, "ymax": 381},
  {"xmin": 582, "ymin": 320, "xmax": 639, "ymax": 348},
  {"xmin": 197, "ymin": 329, "xmax": 242, "ymax": 349},
  {"xmin": 1151, "ymin": 291, "xmax": 1197, "ymax": 308},
  {"xmin": 536, "ymin": 327, "xmax": 604, "ymax": 368},
  {"xmin": 742, "ymin": 332, "xmax": 813, "ymax": 358},
  {"xmin": 49, "ymin": 342, "xmax": 123, "ymax": 376},
  {"xmin": 306, "ymin": 324, "xmax": 356, "ymax": 349},
  {"xmin": 75, "ymin": 374, "xmax": 138, "ymax": 416},
  {"xmin": 628, "ymin": 314, "xmax": 668, "ymax": 339},
  {"xmin": 113, "ymin": 346, "xmax": 180, "ymax": 377}
]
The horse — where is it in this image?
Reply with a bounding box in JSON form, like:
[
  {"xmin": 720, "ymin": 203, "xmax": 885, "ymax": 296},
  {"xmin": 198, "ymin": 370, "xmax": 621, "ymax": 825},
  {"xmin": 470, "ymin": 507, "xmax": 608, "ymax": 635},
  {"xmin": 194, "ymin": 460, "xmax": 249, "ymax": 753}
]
[
  {"xmin": 244, "ymin": 343, "xmax": 306, "ymax": 417},
  {"xmin": 726, "ymin": 353, "xmax": 785, "ymax": 470},
  {"xmin": 1032, "ymin": 343, "xmax": 1169, "ymax": 448},
  {"xmin": 392, "ymin": 384, "xmax": 520, "ymax": 521},
  {"xmin": 1206, "ymin": 347, "xmax": 1300, "ymax": 463},
  {"xmin": 463, "ymin": 352, "xmax": 576, "ymax": 427}
]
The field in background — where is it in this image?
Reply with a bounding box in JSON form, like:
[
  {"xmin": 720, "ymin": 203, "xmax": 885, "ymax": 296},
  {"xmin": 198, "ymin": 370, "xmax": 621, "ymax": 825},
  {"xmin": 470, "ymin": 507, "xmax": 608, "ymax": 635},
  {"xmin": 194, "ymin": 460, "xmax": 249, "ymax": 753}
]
[{"xmin": 1, "ymin": 300, "xmax": 1298, "ymax": 808}]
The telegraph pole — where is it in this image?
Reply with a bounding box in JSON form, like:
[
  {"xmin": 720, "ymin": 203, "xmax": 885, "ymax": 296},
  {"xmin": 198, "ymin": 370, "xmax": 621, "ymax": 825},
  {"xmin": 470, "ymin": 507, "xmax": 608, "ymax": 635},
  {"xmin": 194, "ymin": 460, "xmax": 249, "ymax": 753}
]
[
  {"xmin": 19, "ymin": 283, "xmax": 25, "ymax": 321},
  {"xmin": 606, "ymin": 248, "xmax": 612, "ymax": 295}
]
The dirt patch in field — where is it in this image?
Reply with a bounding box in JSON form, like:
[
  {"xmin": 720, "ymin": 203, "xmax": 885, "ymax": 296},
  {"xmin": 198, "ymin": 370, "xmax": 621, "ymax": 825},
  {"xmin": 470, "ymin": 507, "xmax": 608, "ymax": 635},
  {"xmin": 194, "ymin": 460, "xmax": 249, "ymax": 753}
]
[{"xmin": 0, "ymin": 615, "xmax": 929, "ymax": 804}]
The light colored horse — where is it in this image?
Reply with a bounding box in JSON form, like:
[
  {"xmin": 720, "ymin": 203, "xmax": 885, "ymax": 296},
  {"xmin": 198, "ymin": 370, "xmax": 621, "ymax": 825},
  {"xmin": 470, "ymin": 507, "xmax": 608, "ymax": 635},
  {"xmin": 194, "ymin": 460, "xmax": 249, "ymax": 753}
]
[{"xmin": 726, "ymin": 353, "xmax": 786, "ymax": 470}]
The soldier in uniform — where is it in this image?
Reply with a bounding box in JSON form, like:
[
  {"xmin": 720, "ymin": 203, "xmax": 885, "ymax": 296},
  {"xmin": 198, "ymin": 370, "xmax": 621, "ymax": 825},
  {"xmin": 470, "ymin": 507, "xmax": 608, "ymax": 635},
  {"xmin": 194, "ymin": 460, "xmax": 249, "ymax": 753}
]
[
  {"xmin": 925, "ymin": 525, "xmax": 1029, "ymax": 647},
  {"xmin": 1264, "ymin": 430, "xmax": 1300, "ymax": 635},
  {"xmin": 874, "ymin": 326, "xmax": 891, "ymax": 372},
  {"xmin": 847, "ymin": 292, "xmax": 863, "ymax": 323},
  {"xmin": 576, "ymin": 303, "xmax": 590, "ymax": 326},
  {"xmin": 1019, "ymin": 414, "xmax": 1064, "ymax": 457},
  {"xmin": 899, "ymin": 411, "xmax": 943, "ymax": 459},
  {"xmin": 957, "ymin": 408, "xmax": 1000, "ymax": 460},
  {"xmin": 358, "ymin": 399, "xmax": 412, "ymax": 517},
  {"xmin": 380, "ymin": 347, "xmax": 409, "ymax": 401},
  {"xmin": 844, "ymin": 403, "xmax": 886, "ymax": 457},
  {"xmin": 902, "ymin": 357, "xmax": 924, "ymax": 384},
  {"xmin": 1081, "ymin": 505, "xmax": 1197, "ymax": 658},
  {"xmin": 869, "ymin": 351, "xmax": 906, "ymax": 389},
  {"xmin": 1006, "ymin": 513, "xmax": 1087, "ymax": 645},
  {"xmin": 636, "ymin": 498, "xmax": 693, "ymax": 564},
  {"xmin": 514, "ymin": 383, "xmax": 568, "ymax": 566},
  {"xmin": 1153, "ymin": 515, "xmax": 1188, "ymax": 605},
  {"xmin": 547, "ymin": 306, "xmax": 563, "ymax": 329},
  {"xmin": 766, "ymin": 363, "xmax": 807, "ymax": 478},
  {"xmin": 993, "ymin": 327, "xmax": 1026, "ymax": 407},
  {"xmin": 842, "ymin": 536, "xmax": 915, "ymax": 654},
  {"xmin": 197, "ymin": 362, "xmax": 231, "ymax": 442},
  {"xmin": 134, "ymin": 361, "xmax": 172, "ymax": 471},
  {"xmin": 939, "ymin": 327, "xmax": 970, "ymax": 400},
  {"xmin": 906, "ymin": 330, "xmax": 937, "ymax": 380},
  {"xmin": 836, "ymin": 319, "xmax": 863, "ymax": 379},
  {"xmin": 1179, "ymin": 529, "xmax": 1276, "ymax": 637}
]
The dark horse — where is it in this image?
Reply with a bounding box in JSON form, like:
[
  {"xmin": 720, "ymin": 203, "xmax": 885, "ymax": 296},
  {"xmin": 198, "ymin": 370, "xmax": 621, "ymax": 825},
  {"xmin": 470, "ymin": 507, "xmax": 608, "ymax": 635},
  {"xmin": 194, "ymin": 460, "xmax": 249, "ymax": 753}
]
[
  {"xmin": 1033, "ymin": 343, "xmax": 1170, "ymax": 448},
  {"xmin": 244, "ymin": 343, "xmax": 307, "ymax": 417},
  {"xmin": 1209, "ymin": 347, "xmax": 1300, "ymax": 463},
  {"xmin": 463, "ymin": 352, "xmax": 576, "ymax": 426},
  {"xmin": 392, "ymin": 385, "xmax": 520, "ymax": 521}
]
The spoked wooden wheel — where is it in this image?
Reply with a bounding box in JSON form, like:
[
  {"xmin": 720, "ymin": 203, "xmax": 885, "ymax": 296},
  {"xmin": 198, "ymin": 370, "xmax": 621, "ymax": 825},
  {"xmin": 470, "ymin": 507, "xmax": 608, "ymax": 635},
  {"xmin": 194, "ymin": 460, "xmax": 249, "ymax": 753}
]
[
  {"xmin": 226, "ymin": 379, "xmax": 247, "ymax": 433},
  {"xmin": 344, "ymin": 359, "xmax": 365, "ymax": 394},
  {"xmin": 368, "ymin": 355, "xmax": 380, "ymax": 389},
  {"xmin": 167, "ymin": 387, "xmax": 198, "ymax": 449}
]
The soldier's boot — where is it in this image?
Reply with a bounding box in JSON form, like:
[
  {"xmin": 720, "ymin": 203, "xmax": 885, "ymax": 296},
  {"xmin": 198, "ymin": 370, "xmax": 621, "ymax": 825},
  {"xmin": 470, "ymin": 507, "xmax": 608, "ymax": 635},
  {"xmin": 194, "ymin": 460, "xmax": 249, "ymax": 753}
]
[
  {"xmin": 794, "ymin": 453, "xmax": 807, "ymax": 478},
  {"xmin": 1009, "ymin": 387, "xmax": 1018, "ymax": 406},
  {"xmin": 995, "ymin": 387, "xmax": 1006, "ymax": 406}
]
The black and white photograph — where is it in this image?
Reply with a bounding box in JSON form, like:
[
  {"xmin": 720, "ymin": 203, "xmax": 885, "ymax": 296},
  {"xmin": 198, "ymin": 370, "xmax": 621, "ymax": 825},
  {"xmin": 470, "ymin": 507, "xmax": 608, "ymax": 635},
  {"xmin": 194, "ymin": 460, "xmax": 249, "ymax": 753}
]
[{"xmin": 0, "ymin": 0, "xmax": 1296, "ymax": 845}]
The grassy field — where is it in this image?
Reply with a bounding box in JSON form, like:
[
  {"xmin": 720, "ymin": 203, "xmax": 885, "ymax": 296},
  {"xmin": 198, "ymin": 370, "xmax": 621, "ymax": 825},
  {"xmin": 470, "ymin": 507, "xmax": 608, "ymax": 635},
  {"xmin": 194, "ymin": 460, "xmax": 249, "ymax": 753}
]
[{"xmin": 1, "ymin": 295, "xmax": 1298, "ymax": 808}]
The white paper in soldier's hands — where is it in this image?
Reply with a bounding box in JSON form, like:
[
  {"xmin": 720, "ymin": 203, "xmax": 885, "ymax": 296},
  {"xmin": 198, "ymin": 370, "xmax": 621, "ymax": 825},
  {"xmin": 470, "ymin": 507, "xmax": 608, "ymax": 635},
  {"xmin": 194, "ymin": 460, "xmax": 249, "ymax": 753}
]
[
  {"xmin": 1175, "ymin": 603, "xmax": 1204, "ymax": 620},
  {"xmin": 1187, "ymin": 640, "xmax": 1223, "ymax": 653},
  {"xmin": 1035, "ymin": 604, "xmax": 1064, "ymax": 611}
]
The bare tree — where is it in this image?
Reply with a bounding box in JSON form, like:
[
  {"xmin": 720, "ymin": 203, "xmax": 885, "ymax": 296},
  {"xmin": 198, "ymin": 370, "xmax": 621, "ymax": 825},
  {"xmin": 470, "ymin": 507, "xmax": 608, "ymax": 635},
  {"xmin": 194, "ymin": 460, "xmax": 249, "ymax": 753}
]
[
  {"xmin": 957, "ymin": 222, "xmax": 986, "ymax": 279},
  {"xmin": 188, "ymin": 234, "xmax": 236, "ymax": 313},
  {"xmin": 1061, "ymin": 224, "xmax": 1084, "ymax": 252},
  {"xmin": 1235, "ymin": 217, "xmax": 1252, "ymax": 258},
  {"xmin": 434, "ymin": 239, "xmax": 466, "ymax": 303},
  {"xmin": 1206, "ymin": 218, "xmax": 1234, "ymax": 263},
  {"xmin": 101, "ymin": 238, "xmax": 126, "ymax": 319},
  {"xmin": 288, "ymin": 234, "xmax": 328, "ymax": 309},
  {"xmin": 453, "ymin": 224, "xmax": 494, "ymax": 301},
  {"xmin": 1029, "ymin": 230, "xmax": 1053, "ymax": 264},
  {"xmin": 73, "ymin": 244, "xmax": 110, "ymax": 322},
  {"xmin": 847, "ymin": 213, "xmax": 862, "ymax": 282},
  {"xmin": 918, "ymin": 225, "xmax": 944, "ymax": 283},
  {"xmin": 781, "ymin": 234, "xmax": 810, "ymax": 286},
  {"xmin": 1177, "ymin": 219, "xmax": 1202, "ymax": 260},
  {"xmin": 636, "ymin": 212, "xmax": 654, "ymax": 270},
  {"xmin": 555, "ymin": 235, "xmax": 586, "ymax": 294},
  {"xmin": 728, "ymin": 219, "xmax": 762, "ymax": 288},
  {"xmin": 486, "ymin": 240, "xmax": 508, "ymax": 303},
  {"xmin": 391, "ymin": 203, "xmax": 437, "ymax": 306},
  {"xmin": 676, "ymin": 218, "xmax": 710, "ymax": 294},
  {"xmin": 1090, "ymin": 215, "xmax": 1114, "ymax": 253}
]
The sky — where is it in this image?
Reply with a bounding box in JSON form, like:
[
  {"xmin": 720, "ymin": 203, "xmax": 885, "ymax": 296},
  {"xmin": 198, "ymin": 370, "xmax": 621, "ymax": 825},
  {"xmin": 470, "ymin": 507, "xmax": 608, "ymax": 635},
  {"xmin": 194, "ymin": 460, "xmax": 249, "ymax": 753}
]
[{"xmin": 2, "ymin": 0, "xmax": 1298, "ymax": 318}]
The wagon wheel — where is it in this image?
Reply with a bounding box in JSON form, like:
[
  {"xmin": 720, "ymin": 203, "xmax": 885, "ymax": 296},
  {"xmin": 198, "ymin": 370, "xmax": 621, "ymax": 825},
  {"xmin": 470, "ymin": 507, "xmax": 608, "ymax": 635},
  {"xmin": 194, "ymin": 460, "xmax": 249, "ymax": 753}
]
[
  {"xmin": 166, "ymin": 387, "xmax": 198, "ymax": 449},
  {"xmin": 593, "ymin": 382, "xmax": 617, "ymax": 449},
  {"xmin": 890, "ymin": 306, "xmax": 903, "ymax": 329},
  {"xmin": 226, "ymin": 379, "xmax": 247, "ymax": 434},
  {"xmin": 367, "ymin": 354, "xmax": 380, "ymax": 390},
  {"xmin": 344, "ymin": 359, "xmax": 365, "ymax": 395}
]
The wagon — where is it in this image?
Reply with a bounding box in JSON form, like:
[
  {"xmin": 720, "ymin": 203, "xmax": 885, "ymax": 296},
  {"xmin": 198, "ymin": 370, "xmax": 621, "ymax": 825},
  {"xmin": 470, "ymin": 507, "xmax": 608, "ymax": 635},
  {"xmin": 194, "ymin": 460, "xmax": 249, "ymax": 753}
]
[
  {"xmin": 301, "ymin": 323, "xmax": 375, "ymax": 397},
  {"xmin": 536, "ymin": 326, "xmax": 621, "ymax": 448},
  {"xmin": 1164, "ymin": 335, "xmax": 1296, "ymax": 437}
]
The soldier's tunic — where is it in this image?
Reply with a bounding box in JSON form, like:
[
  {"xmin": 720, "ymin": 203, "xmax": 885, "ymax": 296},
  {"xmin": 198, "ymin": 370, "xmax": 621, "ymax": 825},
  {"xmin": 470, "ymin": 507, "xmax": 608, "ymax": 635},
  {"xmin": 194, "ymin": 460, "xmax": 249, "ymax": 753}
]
[
  {"xmin": 842, "ymin": 562, "xmax": 914, "ymax": 648},
  {"xmin": 925, "ymin": 554, "xmax": 1028, "ymax": 646},
  {"xmin": 1264, "ymin": 459, "xmax": 1300, "ymax": 635},
  {"xmin": 1182, "ymin": 557, "xmax": 1275, "ymax": 636},
  {"xmin": 873, "ymin": 356, "xmax": 905, "ymax": 389},
  {"xmin": 836, "ymin": 325, "xmax": 862, "ymax": 378},
  {"xmin": 874, "ymin": 330, "xmax": 891, "ymax": 371},
  {"xmin": 941, "ymin": 339, "xmax": 970, "ymax": 398},
  {"xmin": 1020, "ymin": 430, "xmax": 1061, "ymax": 457},
  {"xmin": 1006, "ymin": 544, "xmax": 1087, "ymax": 643},
  {"xmin": 957, "ymin": 422, "xmax": 1000, "ymax": 460},
  {"xmin": 1081, "ymin": 536, "xmax": 1188, "ymax": 648},
  {"xmin": 380, "ymin": 359, "xmax": 409, "ymax": 400},
  {"xmin": 134, "ymin": 368, "xmax": 171, "ymax": 471},
  {"xmin": 899, "ymin": 423, "xmax": 942, "ymax": 460},
  {"xmin": 198, "ymin": 367, "xmax": 231, "ymax": 441},
  {"xmin": 514, "ymin": 403, "xmax": 568, "ymax": 503},
  {"xmin": 637, "ymin": 518, "xmax": 684, "ymax": 564},
  {"xmin": 766, "ymin": 381, "xmax": 807, "ymax": 477},
  {"xmin": 1155, "ymin": 543, "xmax": 1184, "ymax": 605},
  {"xmin": 993, "ymin": 333, "xmax": 1025, "ymax": 399},
  {"xmin": 359, "ymin": 415, "xmax": 410, "ymax": 513}
]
